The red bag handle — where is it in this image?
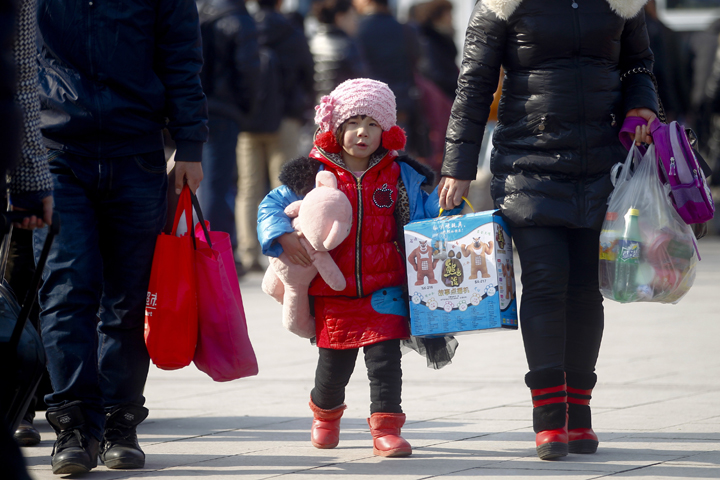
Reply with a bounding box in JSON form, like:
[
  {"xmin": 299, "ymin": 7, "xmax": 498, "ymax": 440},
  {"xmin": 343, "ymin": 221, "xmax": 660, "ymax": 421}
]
[
  {"xmin": 190, "ymin": 191, "xmax": 212, "ymax": 249},
  {"xmin": 169, "ymin": 185, "xmax": 214, "ymax": 250},
  {"xmin": 171, "ymin": 186, "xmax": 194, "ymax": 237}
]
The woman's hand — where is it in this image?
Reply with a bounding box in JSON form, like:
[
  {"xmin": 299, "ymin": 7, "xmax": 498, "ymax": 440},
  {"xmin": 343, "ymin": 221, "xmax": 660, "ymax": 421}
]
[
  {"xmin": 626, "ymin": 108, "xmax": 657, "ymax": 146},
  {"xmin": 277, "ymin": 231, "xmax": 313, "ymax": 266},
  {"xmin": 438, "ymin": 177, "xmax": 472, "ymax": 211}
]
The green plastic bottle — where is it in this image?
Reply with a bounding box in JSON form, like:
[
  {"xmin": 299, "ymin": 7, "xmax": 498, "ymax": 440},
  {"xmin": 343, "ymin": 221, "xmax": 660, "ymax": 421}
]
[{"xmin": 613, "ymin": 208, "xmax": 642, "ymax": 302}]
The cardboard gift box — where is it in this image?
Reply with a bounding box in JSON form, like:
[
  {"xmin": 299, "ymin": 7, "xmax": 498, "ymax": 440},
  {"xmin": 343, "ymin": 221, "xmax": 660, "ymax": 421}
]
[{"xmin": 403, "ymin": 210, "xmax": 518, "ymax": 337}]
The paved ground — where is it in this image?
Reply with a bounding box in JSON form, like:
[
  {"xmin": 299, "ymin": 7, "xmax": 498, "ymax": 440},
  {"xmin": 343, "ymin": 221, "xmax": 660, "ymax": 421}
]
[{"xmin": 20, "ymin": 237, "xmax": 720, "ymax": 479}]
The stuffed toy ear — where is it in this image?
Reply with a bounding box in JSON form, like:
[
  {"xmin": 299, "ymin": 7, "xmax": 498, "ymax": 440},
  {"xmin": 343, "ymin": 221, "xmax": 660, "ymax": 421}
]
[
  {"xmin": 315, "ymin": 171, "xmax": 338, "ymax": 189},
  {"xmin": 382, "ymin": 125, "xmax": 406, "ymax": 151},
  {"xmin": 314, "ymin": 131, "xmax": 342, "ymax": 154}
]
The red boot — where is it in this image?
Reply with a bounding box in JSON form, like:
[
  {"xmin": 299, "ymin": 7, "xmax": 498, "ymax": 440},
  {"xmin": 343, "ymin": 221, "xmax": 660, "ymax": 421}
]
[
  {"xmin": 309, "ymin": 400, "xmax": 346, "ymax": 449},
  {"xmin": 567, "ymin": 372, "xmax": 599, "ymax": 454},
  {"xmin": 367, "ymin": 413, "xmax": 412, "ymax": 457},
  {"xmin": 527, "ymin": 370, "xmax": 568, "ymax": 460}
]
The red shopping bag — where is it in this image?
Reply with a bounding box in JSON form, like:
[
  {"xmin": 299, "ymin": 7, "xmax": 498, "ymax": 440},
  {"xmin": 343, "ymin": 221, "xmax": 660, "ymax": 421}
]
[
  {"xmin": 144, "ymin": 186, "xmax": 198, "ymax": 370},
  {"xmin": 191, "ymin": 195, "xmax": 258, "ymax": 381}
]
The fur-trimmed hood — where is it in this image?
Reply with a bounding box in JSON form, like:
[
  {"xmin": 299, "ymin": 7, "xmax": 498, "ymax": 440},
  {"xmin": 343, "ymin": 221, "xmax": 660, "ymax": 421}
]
[{"xmin": 484, "ymin": 0, "xmax": 648, "ymax": 21}]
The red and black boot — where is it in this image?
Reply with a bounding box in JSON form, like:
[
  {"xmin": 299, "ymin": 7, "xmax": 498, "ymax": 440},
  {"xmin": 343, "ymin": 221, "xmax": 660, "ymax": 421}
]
[
  {"xmin": 309, "ymin": 399, "xmax": 346, "ymax": 449},
  {"xmin": 526, "ymin": 369, "xmax": 568, "ymax": 460},
  {"xmin": 566, "ymin": 371, "xmax": 599, "ymax": 454}
]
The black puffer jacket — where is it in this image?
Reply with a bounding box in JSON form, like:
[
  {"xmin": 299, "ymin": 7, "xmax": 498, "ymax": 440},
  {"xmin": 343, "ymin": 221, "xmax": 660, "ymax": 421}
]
[
  {"xmin": 442, "ymin": 0, "xmax": 657, "ymax": 230},
  {"xmin": 197, "ymin": 0, "xmax": 260, "ymax": 128},
  {"xmin": 309, "ymin": 24, "xmax": 366, "ymax": 100}
]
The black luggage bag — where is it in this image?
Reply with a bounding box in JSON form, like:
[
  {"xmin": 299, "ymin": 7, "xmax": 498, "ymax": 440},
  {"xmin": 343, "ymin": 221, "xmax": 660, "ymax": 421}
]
[{"xmin": 0, "ymin": 212, "xmax": 59, "ymax": 433}]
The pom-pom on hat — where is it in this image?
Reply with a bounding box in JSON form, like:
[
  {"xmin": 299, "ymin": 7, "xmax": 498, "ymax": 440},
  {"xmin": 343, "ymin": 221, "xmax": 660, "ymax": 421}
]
[{"xmin": 313, "ymin": 78, "xmax": 406, "ymax": 151}]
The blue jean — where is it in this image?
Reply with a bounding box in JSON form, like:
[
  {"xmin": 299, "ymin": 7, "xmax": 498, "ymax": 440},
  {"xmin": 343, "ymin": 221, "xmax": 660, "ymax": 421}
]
[
  {"xmin": 195, "ymin": 117, "xmax": 240, "ymax": 248},
  {"xmin": 34, "ymin": 149, "xmax": 167, "ymax": 441}
]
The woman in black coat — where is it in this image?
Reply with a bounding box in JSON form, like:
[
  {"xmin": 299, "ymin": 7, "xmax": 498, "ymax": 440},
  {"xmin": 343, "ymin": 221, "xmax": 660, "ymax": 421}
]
[{"xmin": 438, "ymin": 0, "xmax": 657, "ymax": 460}]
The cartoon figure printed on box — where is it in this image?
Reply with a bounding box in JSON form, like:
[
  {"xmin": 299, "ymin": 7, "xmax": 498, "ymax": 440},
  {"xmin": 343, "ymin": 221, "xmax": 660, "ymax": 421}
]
[
  {"xmin": 499, "ymin": 259, "xmax": 515, "ymax": 310},
  {"xmin": 404, "ymin": 211, "xmax": 518, "ymax": 336},
  {"xmin": 461, "ymin": 238, "xmax": 493, "ymax": 279},
  {"xmin": 408, "ymin": 240, "xmax": 439, "ymax": 285}
]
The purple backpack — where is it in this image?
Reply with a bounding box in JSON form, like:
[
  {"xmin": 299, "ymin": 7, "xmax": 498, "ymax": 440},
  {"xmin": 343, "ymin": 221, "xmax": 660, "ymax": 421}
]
[{"xmin": 620, "ymin": 116, "xmax": 714, "ymax": 225}]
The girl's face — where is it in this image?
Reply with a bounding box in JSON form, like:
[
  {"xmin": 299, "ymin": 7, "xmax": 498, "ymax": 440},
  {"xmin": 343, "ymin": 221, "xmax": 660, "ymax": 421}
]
[{"xmin": 340, "ymin": 115, "xmax": 383, "ymax": 164}]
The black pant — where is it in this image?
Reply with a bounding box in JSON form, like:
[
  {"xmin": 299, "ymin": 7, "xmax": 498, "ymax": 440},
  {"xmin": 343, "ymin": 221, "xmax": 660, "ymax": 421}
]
[
  {"xmin": 311, "ymin": 339, "xmax": 402, "ymax": 414},
  {"xmin": 512, "ymin": 227, "xmax": 604, "ymax": 376}
]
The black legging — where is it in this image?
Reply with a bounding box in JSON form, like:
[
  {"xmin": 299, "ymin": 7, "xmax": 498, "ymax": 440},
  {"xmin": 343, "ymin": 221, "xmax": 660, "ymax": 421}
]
[
  {"xmin": 311, "ymin": 339, "xmax": 403, "ymax": 414},
  {"xmin": 512, "ymin": 227, "xmax": 604, "ymax": 375}
]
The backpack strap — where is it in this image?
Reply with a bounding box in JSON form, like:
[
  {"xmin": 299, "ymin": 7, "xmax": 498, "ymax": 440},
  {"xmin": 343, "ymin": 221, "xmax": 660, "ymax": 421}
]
[{"xmin": 618, "ymin": 116, "xmax": 648, "ymax": 153}]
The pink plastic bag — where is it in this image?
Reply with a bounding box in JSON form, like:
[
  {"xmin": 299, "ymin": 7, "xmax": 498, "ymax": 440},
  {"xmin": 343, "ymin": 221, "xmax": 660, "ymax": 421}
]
[{"xmin": 191, "ymin": 204, "xmax": 258, "ymax": 381}]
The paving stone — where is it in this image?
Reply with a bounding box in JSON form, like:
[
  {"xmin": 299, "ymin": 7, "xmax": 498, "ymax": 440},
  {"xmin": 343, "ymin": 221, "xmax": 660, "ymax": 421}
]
[{"xmin": 20, "ymin": 237, "xmax": 720, "ymax": 479}]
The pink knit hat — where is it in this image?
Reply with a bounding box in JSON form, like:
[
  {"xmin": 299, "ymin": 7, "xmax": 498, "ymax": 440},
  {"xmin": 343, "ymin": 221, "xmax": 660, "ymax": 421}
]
[{"xmin": 313, "ymin": 78, "xmax": 406, "ymax": 153}]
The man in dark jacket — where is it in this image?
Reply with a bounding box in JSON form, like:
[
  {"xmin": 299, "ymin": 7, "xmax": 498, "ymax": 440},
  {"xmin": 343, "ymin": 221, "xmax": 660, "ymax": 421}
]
[
  {"xmin": 309, "ymin": 0, "xmax": 366, "ymax": 100},
  {"xmin": 236, "ymin": 0, "xmax": 314, "ymax": 272},
  {"xmin": 34, "ymin": 0, "xmax": 208, "ymax": 474},
  {"xmin": 353, "ymin": 0, "xmax": 426, "ymax": 156},
  {"xmin": 195, "ymin": 0, "xmax": 260, "ymax": 259}
]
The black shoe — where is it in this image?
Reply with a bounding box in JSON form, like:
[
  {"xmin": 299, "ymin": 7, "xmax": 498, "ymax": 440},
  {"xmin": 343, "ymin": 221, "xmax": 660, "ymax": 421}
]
[
  {"xmin": 100, "ymin": 405, "xmax": 148, "ymax": 469},
  {"xmin": 14, "ymin": 419, "xmax": 41, "ymax": 446},
  {"xmin": 46, "ymin": 403, "xmax": 99, "ymax": 474}
]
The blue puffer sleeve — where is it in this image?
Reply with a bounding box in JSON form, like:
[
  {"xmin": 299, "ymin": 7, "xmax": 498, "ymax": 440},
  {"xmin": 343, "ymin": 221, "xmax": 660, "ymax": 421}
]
[
  {"xmin": 400, "ymin": 162, "xmax": 463, "ymax": 221},
  {"xmin": 257, "ymin": 185, "xmax": 302, "ymax": 257}
]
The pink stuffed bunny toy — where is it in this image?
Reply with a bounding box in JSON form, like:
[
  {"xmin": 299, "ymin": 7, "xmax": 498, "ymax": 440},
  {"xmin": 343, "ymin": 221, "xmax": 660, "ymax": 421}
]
[{"xmin": 262, "ymin": 171, "xmax": 353, "ymax": 338}]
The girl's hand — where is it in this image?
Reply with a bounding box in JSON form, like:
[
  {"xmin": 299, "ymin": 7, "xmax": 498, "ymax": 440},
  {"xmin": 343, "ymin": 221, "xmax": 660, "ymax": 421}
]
[
  {"xmin": 438, "ymin": 176, "xmax": 472, "ymax": 211},
  {"xmin": 277, "ymin": 232, "xmax": 313, "ymax": 267},
  {"xmin": 626, "ymin": 108, "xmax": 657, "ymax": 146}
]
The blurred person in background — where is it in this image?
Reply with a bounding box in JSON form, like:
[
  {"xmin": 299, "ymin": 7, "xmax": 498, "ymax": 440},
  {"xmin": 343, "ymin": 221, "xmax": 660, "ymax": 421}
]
[
  {"xmin": 236, "ymin": 0, "xmax": 314, "ymax": 273},
  {"xmin": 353, "ymin": 0, "xmax": 429, "ymax": 158},
  {"xmin": 408, "ymin": 0, "xmax": 459, "ymax": 176},
  {"xmin": 414, "ymin": 0, "xmax": 458, "ymax": 101},
  {"xmin": 691, "ymin": 16, "xmax": 720, "ymax": 184},
  {"xmin": 195, "ymin": 0, "xmax": 260, "ymax": 274},
  {"xmin": 694, "ymin": 17, "xmax": 720, "ymax": 234},
  {"xmin": 643, "ymin": 0, "xmax": 689, "ymax": 122},
  {"xmin": 309, "ymin": 0, "xmax": 366, "ymax": 101}
]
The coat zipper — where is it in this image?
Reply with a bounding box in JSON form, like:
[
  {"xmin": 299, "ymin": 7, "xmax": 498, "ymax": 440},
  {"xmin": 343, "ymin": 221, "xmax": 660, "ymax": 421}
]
[
  {"xmin": 355, "ymin": 175, "xmax": 364, "ymax": 298},
  {"xmin": 571, "ymin": 5, "xmax": 587, "ymax": 223}
]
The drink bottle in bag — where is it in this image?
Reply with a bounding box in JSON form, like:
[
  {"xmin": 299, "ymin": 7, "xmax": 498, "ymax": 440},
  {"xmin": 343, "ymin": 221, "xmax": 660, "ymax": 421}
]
[
  {"xmin": 613, "ymin": 208, "xmax": 642, "ymax": 302},
  {"xmin": 599, "ymin": 211, "xmax": 619, "ymax": 291}
]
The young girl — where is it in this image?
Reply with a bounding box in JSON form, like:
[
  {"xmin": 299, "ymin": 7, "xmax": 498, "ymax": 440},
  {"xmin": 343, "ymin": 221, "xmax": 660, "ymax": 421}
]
[{"xmin": 258, "ymin": 79, "xmax": 457, "ymax": 457}]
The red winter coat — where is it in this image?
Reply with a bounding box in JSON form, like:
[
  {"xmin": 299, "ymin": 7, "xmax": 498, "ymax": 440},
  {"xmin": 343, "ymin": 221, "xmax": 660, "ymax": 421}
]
[{"xmin": 308, "ymin": 147, "xmax": 409, "ymax": 349}]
